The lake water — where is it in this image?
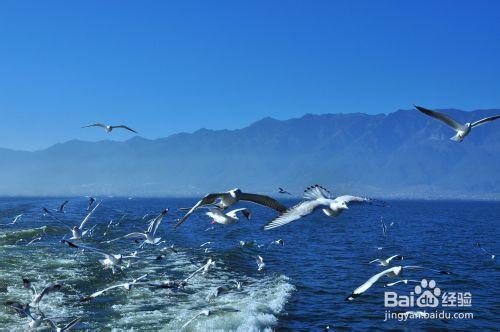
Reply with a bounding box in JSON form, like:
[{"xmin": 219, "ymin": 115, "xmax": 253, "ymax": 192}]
[{"xmin": 0, "ymin": 197, "xmax": 498, "ymax": 330}]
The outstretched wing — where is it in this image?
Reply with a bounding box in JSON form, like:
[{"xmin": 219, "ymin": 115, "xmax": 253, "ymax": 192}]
[
  {"xmin": 38, "ymin": 284, "xmax": 62, "ymax": 301},
  {"xmin": 61, "ymin": 240, "xmax": 111, "ymax": 257},
  {"xmin": 471, "ymin": 115, "xmax": 500, "ymax": 128},
  {"xmin": 414, "ymin": 105, "xmax": 463, "ymax": 130},
  {"xmin": 239, "ymin": 193, "xmax": 287, "ymax": 212},
  {"xmin": 79, "ymin": 201, "xmax": 101, "ymax": 229},
  {"xmin": 148, "ymin": 209, "xmax": 168, "ymax": 235},
  {"xmin": 175, "ymin": 193, "xmax": 223, "ymax": 228},
  {"xmin": 58, "ymin": 200, "xmax": 69, "ymax": 212},
  {"xmin": 346, "ymin": 267, "xmax": 398, "ymax": 300},
  {"xmin": 43, "ymin": 208, "xmax": 72, "ymax": 230},
  {"xmin": 82, "ymin": 123, "xmax": 106, "ymax": 129},
  {"xmin": 302, "ymin": 184, "xmax": 332, "ymax": 200},
  {"xmin": 61, "ymin": 317, "xmax": 82, "ymax": 331},
  {"xmin": 263, "ymin": 200, "xmax": 323, "ymax": 230},
  {"xmin": 227, "ymin": 208, "xmax": 251, "ymax": 220},
  {"xmin": 111, "ymin": 125, "xmax": 138, "ymax": 133},
  {"xmin": 334, "ymin": 195, "xmax": 370, "ymax": 205}
]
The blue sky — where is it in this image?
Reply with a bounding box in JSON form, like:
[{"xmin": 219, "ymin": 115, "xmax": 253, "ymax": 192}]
[{"xmin": 1, "ymin": 1, "xmax": 499, "ymax": 150}]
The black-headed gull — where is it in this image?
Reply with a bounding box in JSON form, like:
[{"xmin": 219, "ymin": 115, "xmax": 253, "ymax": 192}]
[
  {"xmin": 46, "ymin": 316, "xmax": 82, "ymax": 332},
  {"xmin": 278, "ymin": 187, "xmax": 292, "ymax": 195},
  {"xmin": 175, "ymin": 188, "xmax": 286, "ymax": 228},
  {"xmin": 264, "ymin": 185, "xmax": 374, "ymax": 230},
  {"xmin": 476, "ymin": 242, "xmax": 495, "ymax": 259},
  {"xmin": 181, "ymin": 308, "xmax": 240, "ymax": 330},
  {"xmin": 58, "ymin": 200, "xmax": 69, "ymax": 213},
  {"xmin": 80, "ymin": 274, "xmax": 148, "ymax": 302},
  {"xmin": 22, "ymin": 277, "xmax": 63, "ymax": 307},
  {"xmin": 82, "ymin": 123, "xmax": 138, "ymax": 134},
  {"xmin": 256, "ymin": 256, "xmax": 265, "ymax": 271},
  {"xmin": 415, "ymin": 105, "xmax": 500, "ymax": 142},
  {"xmin": 43, "ymin": 201, "xmax": 101, "ymax": 240}
]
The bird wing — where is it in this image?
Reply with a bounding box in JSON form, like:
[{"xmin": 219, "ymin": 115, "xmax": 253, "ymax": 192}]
[
  {"xmin": 86, "ymin": 284, "xmax": 123, "ymax": 300},
  {"xmin": 415, "ymin": 105, "xmax": 463, "ymax": 130},
  {"xmin": 347, "ymin": 267, "xmax": 398, "ymax": 300},
  {"xmin": 79, "ymin": 201, "xmax": 101, "ymax": 229},
  {"xmin": 470, "ymin": 115, "xmax": 500, "ymax": 128},
  {"xmin": 302, "ymin": 185, "xmax": 332, "ymax": 200},
  {"xmin": 61, "ymin": 317, "xmax": 82, "ymax": 331},
  {"xmin": 368, "ymin": 258, "xmax": 380, "ymax": 264},
  {"xmin": 239, "ymin": 193, "xmax": 287, "ymax": 212},
  {"xmin": 386, "ymin": 254, "xmax": 402, "ymax": 263},
  {"xmin": 38, "ymin": 284, "xmax": 62, "ymax": 302},
  {"xmin": 62, "ymin": 240, "xmax": 111, "ymax": 257},
  {"xmin": 59, "ymin": 200, "xmax": 69, "ymax": 212},
  {"xmin": 185, "ymin": 259, "xmax": 213, "ymax": 282},
  {"xmin": 149, "ymin": 209, "xmax": 168, "ymax": 235},
  {"xmin": 263, "ymin": 200, "xmax": 324, "ymax": 230},
  {"xmin": 82, "ymin": 123, "xmax": 106, "ymax": 129},
  {"xmin": 226, "ymin": 208, "xmax": 251, "ymax": 220},
  {"xmin": 111, "ymin": 125, "xmax": 138, "ymax": 133},
  {"xmin": 175, "ymin": 193, "xmax": 223, "ymax": 228},
  {"xmin": 334, "ymin": 195, "xmax": 370, "ymax": 205},
  {"xmin": 42, "ymin": 208, "xmax": 72, "ymax": 230}
]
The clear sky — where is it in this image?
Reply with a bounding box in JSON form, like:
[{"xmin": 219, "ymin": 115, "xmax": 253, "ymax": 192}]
[{"xmin": 1, "ymin": 1, "xmax": 499, "ymax": 151}]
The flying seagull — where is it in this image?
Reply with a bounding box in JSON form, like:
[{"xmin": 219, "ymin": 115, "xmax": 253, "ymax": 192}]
[
  {"xmin": 278, "ymin": 187, "xmax": 292, "ymax": 195},
  {"xmin": 58, "ymin": 200, "xmax": 69, "ymax": 213},
  {"xmin": 346, "ymin": 265, "xmax": 451, "ymax": 301},
  {"xmin": 175, "ymin": 188, "xmax": 286, "ymax": 228},
  {"xmin": 415, "ymin": 105, "xmax": 500, "ymax": 142},
  {"xmin": 46, "ymin": 317, "xmax": 82, "ymax": 332},
  {"xmin": 43, "ymin": 201, "xmax": 101, "ymax": 240},
  {"xmin": 1, "ymin": 214, "xmax": 23, "ymax": 226},
  {"xmin": 104, "ymin": 209, "xmax": 168, "ymax": 247},
  {"xmin": 369, "ymin": 254, "xmax": 403, "ymax": 267},
  {"xmin": 256, "ymin": 255, "xmax": 265, "ymax": 271},
  {"xmin": 181, "ymin": 308, "xmax": 240, "ymax": 330},
  {"xmin": 82, "ymin": 123, "xmax": 138, "ymax": 134},
  {"xmin": 61, "ymin": 240, "xmax": 141, "ymax": 274},
  {"xmin": 476, "ymin": 242, "xmax": 495, "ymax": 259},
  {"xmin": 264, "ymin": 185, "xmax": 373, "ymax": 230},
  {"xmin": 205, "ymin": 207, "xmax": 251, "ymax": 225},
  {"xmin": 22, "ymin": 277, "xmax": 63, "ymax": 307},
  {"xmin": 81, "ymin": 274, "xmax": 148, "ymax": 302}
]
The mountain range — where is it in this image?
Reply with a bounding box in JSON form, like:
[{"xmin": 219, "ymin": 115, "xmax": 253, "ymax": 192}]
[{"xmin": 2, "ymin": 108, "xmax": 500, "ymax": 199}]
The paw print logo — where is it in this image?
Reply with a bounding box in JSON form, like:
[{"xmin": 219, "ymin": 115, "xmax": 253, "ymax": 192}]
[{"xmin": 415, "ymin": 279, "xmax": 440, "ymax": 308}]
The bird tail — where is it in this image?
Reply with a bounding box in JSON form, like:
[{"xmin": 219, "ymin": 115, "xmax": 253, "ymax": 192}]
[{"xmin": 450, "ymin": 133, "xmax": 461, "ymax": 142}]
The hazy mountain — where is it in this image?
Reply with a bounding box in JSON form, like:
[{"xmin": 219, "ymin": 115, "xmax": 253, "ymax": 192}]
[{"xmin": 1, "ymin": 109, "xmax": 500, "ymax": 199}]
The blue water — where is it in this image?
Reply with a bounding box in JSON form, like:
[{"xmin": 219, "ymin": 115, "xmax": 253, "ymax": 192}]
[{"xmin": 0, "ymin": 197, "xmax": 498, "ymax": 330}]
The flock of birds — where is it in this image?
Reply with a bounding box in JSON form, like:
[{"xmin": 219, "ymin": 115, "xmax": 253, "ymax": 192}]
[{"xmin": 2, "ymin": 106, "xmax": 499, "ymax": 330}]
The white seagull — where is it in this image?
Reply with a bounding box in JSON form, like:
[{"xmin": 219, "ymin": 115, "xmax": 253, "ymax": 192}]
[
  {"xmin": 46, "ymin": 317, "xmax": 82, "ymax": 332},
  {"xmin": 415, "ymin": 105, "xmax": 500, "ymax": 142},
  {"xmin": 22, "ymin": 277, "xmax": 62, "ymax": 307},
  {"xmin": 205, "ymin": 207, "xmax": 251, "ymax": 225},
  {"xmin": 81, "ymin": 274, "xmax": 148, "ymax": 301},
  {"xmin": 43, "ymin": 201, "xmax": 101, "ymax": 240},
  {"xmin": 1, "ymin": 214, "xmax": 23, "ymax": 225},
  {"xmin": 175, "ymin": 188, "xmax": 286, "ymax": 228},
  {"xmin": 346, "ymin": 265, "xmax": 451, "ymax": 300},
  {"xmin": 256, "ymin": 256, "xmax": 265, "ymax": 271},
  {"xmin": 61, "ymin": 240, "xmax": 141, "ymax": 274},
  {"xmin": 264, "ymin": 185, "xmax": 373, "ymax": 230},
  {"xmin": 181, "ymin": 308, "xmax": 240, "ymax": 330},
  {"xmin": 82, "ymin": 123, "xmax": 138, "ymax": 134},
  {"xmin": 105, "ymin": 209, "xmax": 168, "ymax": 247},
  {"xmin": 369, "ymin": 254, "xmax": 404, "ymax": 266}
]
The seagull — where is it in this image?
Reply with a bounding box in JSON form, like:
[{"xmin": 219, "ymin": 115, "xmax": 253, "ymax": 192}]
[
  {"xmin": 82, "ymin": 123, "xmax": 138, "ymax": 134},
  {"xmin": 46, "ymin": 317, "xmax": 82, "ymax": 332},
  {"xmin": 384, "ymin": 279, "xmax": 420, "ymax": 287},
  {"xmin": 1, "ymin": 214, "xmax": 23, "ymax": 225},
  {"xmin": 256, "ymin": 256, "xmax": 265, "ymax": 271},
  {"xmin": 181, "ymin": 308, "xmax": 240, "ymax": 330},
  {"xmin": 144, "ymin": 258, "xmax": 215, "ymax": 290},
  {"xmin": 58, "ymin": 200, "xmax": 69, "ymax": 213},
  {"xmin": 415, "ymin": 105, "xmax": 500, "ymax": 142},
  {"xmin": 4, "ymin": 301, "xmax": 32, "ymax": 318},
  {"xmin": 104, "ymin": 209, "xmax": 168, "ymax": 247},
  {"xmin": 80, "ymin": 274, "xmax": 148, "ymax": 301},
  {"xmin": 476, "ymin": 242, "xmax": 495, "ymax": 259},
  {"xmin": 369, "ymin": 254, "xmax": 403, "ymax": 266},
  {"xmin": 87, "ymin": 197, "xmax": 96, "ymax": 211},
  {"xmin": 346, "ymin": 265, "xmax": 451, "ymax": 300},
  {"xmin": 380, "ymin": 218, "xmax": 387, "ymax": 236},
  {"xmin": 22, "ymin": 277, "xmax": 63, "ymax": 307},
  {"xmin": 61, "ymin": 240, "xmax": 141, "ymax": 274},
  {"xmin": 272, "ymin": 239, "xmax": 284, "ymax": 246},
  {"xmin": 205, "ymin": 207, "xmax": 251, "ymax": 225},
  {"xmin": 175, "ymin": 188, "xmax": 286, "ymax": 228},
  {"xmin": 278, "ymin": 187, "xmax": 292, "ymax": 195},
  {"xmin": 43, "ymin": 201, "xmax": 101, "ymax": 240},
  {"xmin": 264, "ymin": 185, "xmax": 373, "ymax": 230}
]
